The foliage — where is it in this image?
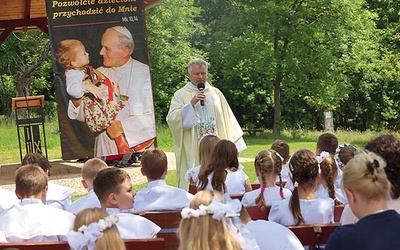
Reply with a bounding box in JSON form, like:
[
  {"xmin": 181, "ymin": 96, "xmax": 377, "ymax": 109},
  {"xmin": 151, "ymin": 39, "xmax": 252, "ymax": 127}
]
[
  {"xmin": 0, "ymin": 31, "xmax": 55, "ymax": 118},
  {"xmin": 146, "ymin": 0, "xmax": 206, "ymax": 122}
]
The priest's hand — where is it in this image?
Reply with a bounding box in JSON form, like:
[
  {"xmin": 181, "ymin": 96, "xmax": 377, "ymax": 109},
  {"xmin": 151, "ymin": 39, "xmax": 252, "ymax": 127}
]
[{"xmin": 190, "ymin": 92, "xmax": 206, "ymax": 106}]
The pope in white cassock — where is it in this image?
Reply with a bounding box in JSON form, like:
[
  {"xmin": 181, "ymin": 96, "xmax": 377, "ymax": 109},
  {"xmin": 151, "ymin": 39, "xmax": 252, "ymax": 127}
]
[
  {"xmin": 167, "ymin": 58, "xmax": 246, "ymax": 190},
  {"xmin": 68, "ymin": 26, "xmax": 156, "ymax": 157}
]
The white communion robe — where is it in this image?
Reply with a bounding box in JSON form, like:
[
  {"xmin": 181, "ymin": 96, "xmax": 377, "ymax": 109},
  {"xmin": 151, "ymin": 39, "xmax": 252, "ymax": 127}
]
[{"xmin": 167, "ymin": 82, "xmax": 246, "ymax": 189}]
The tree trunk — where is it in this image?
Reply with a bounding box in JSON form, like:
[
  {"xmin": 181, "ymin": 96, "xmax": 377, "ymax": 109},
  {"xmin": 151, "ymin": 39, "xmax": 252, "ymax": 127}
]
[{"xmin": 14, "ymin": 43, "xmax": 51, "ymax": 97}]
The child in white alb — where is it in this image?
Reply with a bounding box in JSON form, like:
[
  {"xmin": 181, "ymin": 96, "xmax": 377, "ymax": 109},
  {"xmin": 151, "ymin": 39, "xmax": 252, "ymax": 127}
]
[
  {"xmin": 269, "ymin": 149, "xmax": 334, "ymax": 226},
  {"xmin": 67, "ymin": 158, "xmax": 108, "ymax": 215},
  {"xmin": 134, "ymin": 149, "xmax": 193, "ymax": 211},
  {"xmin": 93, "ymin": 168, "xmax": 160, "ymax": 239},
  {"xmin": 242, "ymin": 149, "xmax": 292, "ymax": 208},
  {"xmin": 0, "ymin": 165, "xmax": 74, "ymax": 242},
  {"xmin": 185, "ymin": 134, "xmax": 220, "ymax": 185},
  {"xmin": 0, "ymin": 188, "xmax": 17, "ymax": 213},
  {"xmin": 22, "ymin": 153, "xmax": 75, "ymax": 211},
  {"xmin": 197, "ymin": 140, "xmax": 252, "ymax": 194}
]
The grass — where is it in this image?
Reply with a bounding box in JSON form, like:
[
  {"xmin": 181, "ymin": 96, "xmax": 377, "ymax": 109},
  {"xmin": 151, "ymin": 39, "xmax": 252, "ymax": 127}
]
[{"xmin": 1, "ymin": 116, "xmax": 398, "ymax": 189}]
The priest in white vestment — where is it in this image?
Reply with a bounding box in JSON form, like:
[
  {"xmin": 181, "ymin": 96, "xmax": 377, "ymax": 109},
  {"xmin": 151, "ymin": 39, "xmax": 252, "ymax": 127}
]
[{"xmin": 166, "ymin": 58, "xmax": 246, "ymax": 189}]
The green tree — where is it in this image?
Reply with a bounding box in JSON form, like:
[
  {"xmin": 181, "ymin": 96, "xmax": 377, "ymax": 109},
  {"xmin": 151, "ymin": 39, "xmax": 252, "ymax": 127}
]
[
  {"xmin": 146, "ymin": 0, "xmax": 206, "ymax": 123},
  {"xmin": 195, "ymin": 0, "xmax": 378, "ymax": 133}
]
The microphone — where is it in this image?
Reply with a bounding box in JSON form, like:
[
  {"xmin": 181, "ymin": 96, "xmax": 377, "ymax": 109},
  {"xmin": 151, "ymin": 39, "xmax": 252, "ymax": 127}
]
[{"xmin": 197, "ymin": 82, "xmax": 205, "ymax": 106}]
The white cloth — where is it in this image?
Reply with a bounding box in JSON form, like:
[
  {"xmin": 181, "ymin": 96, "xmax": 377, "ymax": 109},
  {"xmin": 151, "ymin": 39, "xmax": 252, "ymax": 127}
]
[
  {"xmin": 166, "ymin": 82, "xmax": 246, "ymax": 189},
  {"xmin": 268, "ymin": 198, "xmax": 334, "ymax": 226},
  {"xmin": 0, "ymin": 198, "xmax": 75, "ymax": 242},
  {"xmin": 184, "ymin": 165, "xmax": 201, "ymax": 183},
  {"xmin": 245, "ymin": 220, "xmax": 304, "ymax": 250},
  {"xmin": 65, "ymin": 69, "xmax": 87, "ymax": 99},
  {"xmin": 225, "ymin": 165, "xmax": 249, "ymax": 194},
  {"xmin": 133, "ymin": 180, "xmax": 193, "ymax": 211},
  {"xmin": 46, "ymin": 182, "xmax": 75, "ymax": 211},
  {"xmin": 105, "ymin": 207, "xmax": 160, "ymax": 239},
  {"xmin": 196, "ymin": 164, "xmax": 249, "ymax": 194},
  {"xmin": 68, "ymin": 58, "xmax": 156, "ymax": 157},
  {"xmin": 0, "ymin": 189, "xmax": 17, "ymax": 213},
  {"xmin": 241, "ymin": 186, "xmax": 292, "ymax": 207},
  {"xmin": 315, "ymin": 183, "xmax": 348, "ymax": 204},
  {"xmin": 67, "ymin": 189, "xmax": 101, "ymax": 215}
]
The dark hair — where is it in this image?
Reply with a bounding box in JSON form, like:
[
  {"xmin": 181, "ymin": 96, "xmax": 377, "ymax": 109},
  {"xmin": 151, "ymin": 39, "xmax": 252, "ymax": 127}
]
[
  {"xmin": 364, "ymin": 134, "xmax": 400, "ymax": 199},
  {"xmin": 93, "ymin": 168, "xmax": 131, "ymax": 204},
  {"xmin": 271, "ymin": 140, "xmax": 290, "ymax": 163},
  {"xmin": 198, "ymin": 140, "xmax": 238, "ymax": 192},
  {"xmin": 317, "ymin": 133, "xmax": 338, "ymax": 155},
  {"xmin": 288, "ymin": 149, "xmax": 319, "ymax": 225},
  {"xmin": 141, "ymin": 148, "xmax": 168, "ymax": 180},
  {"xmin": 22, "ymin": 153, "xmax": 51, "ymax": 175}
]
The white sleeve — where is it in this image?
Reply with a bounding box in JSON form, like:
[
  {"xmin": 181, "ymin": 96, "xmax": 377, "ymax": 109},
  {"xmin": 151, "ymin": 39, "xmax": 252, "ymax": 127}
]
[
  {"xmin": 67, "ymin": 100, "xmax": 85, "ymax": 121},
  {"xmin": 65, "ymin": 70, "xmax": 86, "ymax": 99},
  {"xmin": 182, "ymin": 102, "xmax": 199, "ymax": 130}
]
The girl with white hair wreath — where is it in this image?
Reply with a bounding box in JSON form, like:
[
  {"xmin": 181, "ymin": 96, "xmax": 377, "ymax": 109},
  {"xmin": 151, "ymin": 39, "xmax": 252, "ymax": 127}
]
[
  {"xmin": 179, "ymin": 190, "xmax": 259, "ymax": 250},
  {"xmin": 68, "ymin": 208, "xmax": 125, "ymax": 250}
]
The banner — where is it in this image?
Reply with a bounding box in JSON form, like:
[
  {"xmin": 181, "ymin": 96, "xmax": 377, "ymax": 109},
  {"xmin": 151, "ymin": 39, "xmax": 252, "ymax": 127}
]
[{"xmin": 46, "ymin": 0, "xmax": 156, "ymax": 160}]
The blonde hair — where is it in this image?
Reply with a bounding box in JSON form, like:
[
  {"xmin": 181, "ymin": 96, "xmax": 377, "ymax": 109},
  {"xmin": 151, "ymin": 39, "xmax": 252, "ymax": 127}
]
[
  {"xmin": 254, "ymin": 149, "xmax": 284, "ymax": 209},
  {"xmin": 178, "ymin": 190, "xmax": 241, "ymax": 250},
  {"xmin": 55, "ymin": 39, "xmax": 85, "ymax": 70},
  {"xmin": 73, "ymin": 208, "xmax": 125, "ymax": 250},
  {"xmin": 82, "ymin": 158, "xmax": 108, "ymax": 183},
  {"xmin": 15, "ymin": 165, "xmax": 48, "ymax": 198},
  {"xmin": 342, "ymin": 151, "xmax": 389, "ymax": 201}
]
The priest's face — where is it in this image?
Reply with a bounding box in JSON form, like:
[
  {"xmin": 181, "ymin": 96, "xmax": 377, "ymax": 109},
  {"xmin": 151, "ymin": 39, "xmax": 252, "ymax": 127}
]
[{"xmin": 188, "ymin": 64, "xmax": 207, "ymax": 86}]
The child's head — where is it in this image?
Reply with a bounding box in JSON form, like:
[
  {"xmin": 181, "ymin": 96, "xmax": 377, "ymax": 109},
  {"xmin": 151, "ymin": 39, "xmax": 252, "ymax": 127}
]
[
  {"xmin": 335, "ymin": 144, "xmax": 357, "ymax": 169},
  {"xmin": 178, "ymin": 190, "xmax": 241, "ymax": 250},
  {"xmin": 140, "ymin": 148, "xmax": 168, "ymax": 181},
  {"xmin": 81, "ymin": 158, "xmax": 108, "ymax": 190},
  {"xmin": 343, "ymin": 151, "xmax": 388, "ymax": 217},
  {"xmin": 55, "ymin": 39, "xmax": 89, "ymax": 70},
  {"xmin": 254, "ymin": 149, "xmax": 285, "ymax": 209},
  {"xmin": 22, "ymin": 153, "xmax": 51, "ymax": 176},
  {"xmin": 15, "ymin": 165, "xmax": 48, "ymax": 202},
  {"xmin": 288, "ymin": 149, "xmax": 319, "ymax": 225},
  {"xmin": 316, "ymin": 133, "xmax": 338, "ymax": 155},
  {"xmin": 318, "ymin": 151, "xmax": 341, "ymax": 205},
  {"xmin": 69, "ymin": 207, "xmax": 125, "ymax": 250},
  {"xmin": 364, "ymin": 134, "xmax": 400, "ymax": 199},
  {"xmin": 271, "ymin": 139, "xmax": 290, "ymax": 163},
  {"xmin": 199, "ymin": 134, "xmax": 221, "ymax": 167},
  {"xmin": 198, "ymin": 139, "xmax": 238, "ymax": 192},
  {"xmin": 93, "ymin": 168, "xmax": 134, "ymax": 210}
]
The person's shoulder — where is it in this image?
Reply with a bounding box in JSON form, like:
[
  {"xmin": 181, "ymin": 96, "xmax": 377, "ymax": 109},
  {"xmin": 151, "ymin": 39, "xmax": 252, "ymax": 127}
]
[{"xmin": 132, "ymin": 59, "xmax": 149, "ymax": 69}]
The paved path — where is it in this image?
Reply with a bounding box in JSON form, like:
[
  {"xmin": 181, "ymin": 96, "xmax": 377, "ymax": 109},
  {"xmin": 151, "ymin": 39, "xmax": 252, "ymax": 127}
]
[{"xmin": 0, "ymin": 152, "xmax": 254, "ymax": 195}]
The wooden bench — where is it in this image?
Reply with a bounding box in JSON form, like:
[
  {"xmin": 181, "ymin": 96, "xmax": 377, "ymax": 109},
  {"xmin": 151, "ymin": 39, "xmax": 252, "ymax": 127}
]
[
  {"xmin": 139, "ymin": 210, "xmax": 182, "ymax": 250},
  {"xmin": 334, "ymin": 205, "xmax": 344, "ymax": 223},
  {"xmin": 0, "ymin": 238, "xmax": 165, "ymax": 250},
  {"xmin": 245, "ymin": 205, "xmax": 270, "ymax": 220},
  {"xmin": 287, "ymin": 223, "xmax": 340, "ymax": 250}
]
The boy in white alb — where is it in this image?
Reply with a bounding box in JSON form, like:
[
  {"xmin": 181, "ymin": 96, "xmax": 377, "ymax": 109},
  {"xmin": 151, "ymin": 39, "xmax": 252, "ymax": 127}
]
[
  {"xmin": 134, "ymin": 148, "xmax": 193, "ymax": 211},
  {"xmin": 93, "ymin": 167, "xmax": 160, "ymax": 239},
  {"xmin": 22, "ymin": 153, "xmax": 75, "ymax": 210},
  {"xmin": 0, "ymin": 188, "xmax": 17, "ymax": 213},
  {"xmin": 67, "ymin": 158, "xmax": 108, "ymax": 215},
  {"xmin": 0, "ymin": 165, "xmax": 75, "ymax": 242}
]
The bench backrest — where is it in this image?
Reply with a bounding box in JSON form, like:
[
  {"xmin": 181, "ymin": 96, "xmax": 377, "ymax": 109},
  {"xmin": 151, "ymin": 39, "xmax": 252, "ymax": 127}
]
[
  {"xmin": 245, "ymin": 206, "xmax": 270, "ymax": 220},
  {"xmin": 0, "ymin": 238, "xmax": 165, "ymax": 250},
  {"xmin": 288, "ymin": 223, "xmax": 340, "ymax": 250},
  {"xmin": 334, "ymin": 205, "xmax": 344, "ymax": 223},
  {"xmin": 139, "ymin": 210, "xmax": 182, "ymax": 250}
]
